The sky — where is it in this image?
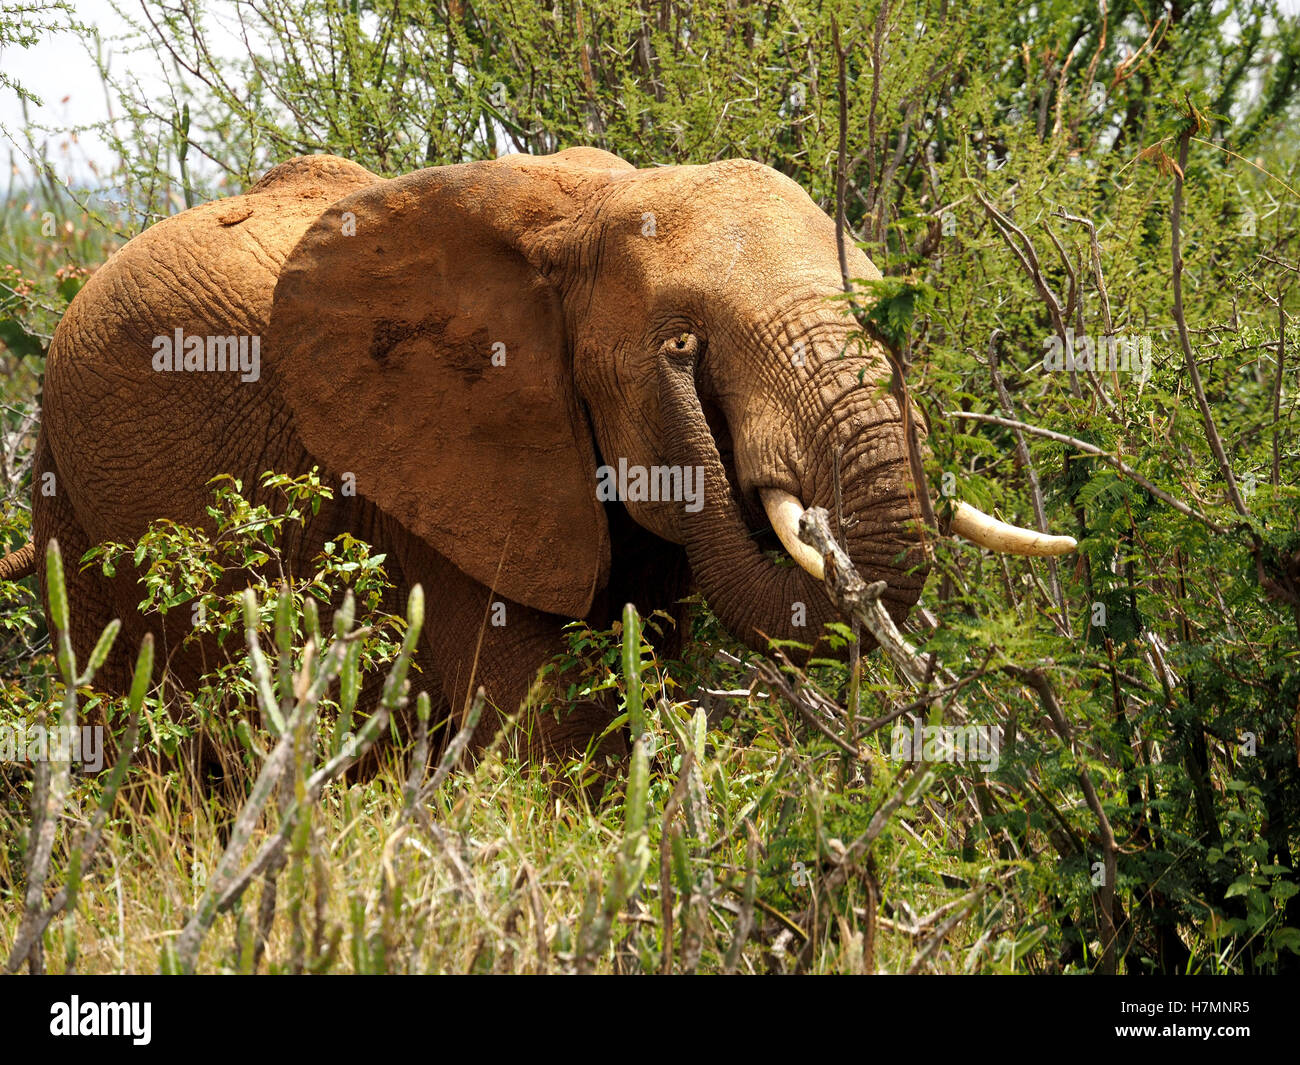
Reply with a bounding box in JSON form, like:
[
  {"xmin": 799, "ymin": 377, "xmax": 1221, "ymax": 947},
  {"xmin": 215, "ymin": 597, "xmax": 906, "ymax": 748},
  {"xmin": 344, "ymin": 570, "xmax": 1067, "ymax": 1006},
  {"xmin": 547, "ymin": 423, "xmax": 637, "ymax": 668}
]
[
  {"xmin": 0, "ymin": 0, "xmax": 238, "ymax": 184},
  {"xmin": 3, "ymin": 0, "xmax": 1299, "ymax": 185},
  {"xmin": 2, "ymin": 0, "xmax": 137, "ymax": 179}
]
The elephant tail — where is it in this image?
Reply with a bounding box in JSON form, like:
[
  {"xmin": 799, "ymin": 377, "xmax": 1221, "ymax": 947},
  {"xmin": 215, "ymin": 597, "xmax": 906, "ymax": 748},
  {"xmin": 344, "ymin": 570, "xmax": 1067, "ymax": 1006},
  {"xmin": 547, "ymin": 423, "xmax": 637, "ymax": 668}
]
[{"xmin": 0, "ymin": 541, "xmax": 36, "ymax": 582}]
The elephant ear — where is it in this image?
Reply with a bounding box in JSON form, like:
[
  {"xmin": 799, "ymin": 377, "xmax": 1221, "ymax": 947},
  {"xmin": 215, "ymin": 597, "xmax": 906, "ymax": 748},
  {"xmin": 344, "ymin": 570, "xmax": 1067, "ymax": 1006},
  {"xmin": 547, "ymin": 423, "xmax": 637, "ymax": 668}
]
[{"xmin": 268, "ymin": 150, "xmax": 632, "ymax": 615}]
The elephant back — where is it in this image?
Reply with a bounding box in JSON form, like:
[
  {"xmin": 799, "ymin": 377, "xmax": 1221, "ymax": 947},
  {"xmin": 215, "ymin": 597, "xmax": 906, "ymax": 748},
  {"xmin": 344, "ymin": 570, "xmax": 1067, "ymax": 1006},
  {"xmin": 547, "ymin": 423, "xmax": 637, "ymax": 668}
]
[{"xmin": 40, "ymin": 156, "xmax": 380, "ymax": 544}]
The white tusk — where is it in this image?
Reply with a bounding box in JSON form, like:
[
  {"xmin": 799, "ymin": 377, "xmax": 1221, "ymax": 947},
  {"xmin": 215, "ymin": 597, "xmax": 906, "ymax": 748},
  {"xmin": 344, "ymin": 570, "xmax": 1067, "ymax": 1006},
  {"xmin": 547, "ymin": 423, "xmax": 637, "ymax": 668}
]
[
  {"xmin": 760, "ymin": 488, "xmax": 825, "ymax": 580},
  {"xmin": 950, "ymin": 501, "xmax": 1077, "ymax": 556}
]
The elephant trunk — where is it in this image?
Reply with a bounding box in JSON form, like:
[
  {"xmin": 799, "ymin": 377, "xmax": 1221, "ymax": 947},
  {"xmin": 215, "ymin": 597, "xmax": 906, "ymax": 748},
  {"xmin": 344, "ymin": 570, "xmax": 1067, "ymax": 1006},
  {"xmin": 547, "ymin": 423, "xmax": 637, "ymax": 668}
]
[
  {"xmin": 656, "ymin": 333, "xmax": 1075, "ymax": 656},
  {"xmin": 657, "ymin": 340, "xmax": 923, "ymax": 655}
]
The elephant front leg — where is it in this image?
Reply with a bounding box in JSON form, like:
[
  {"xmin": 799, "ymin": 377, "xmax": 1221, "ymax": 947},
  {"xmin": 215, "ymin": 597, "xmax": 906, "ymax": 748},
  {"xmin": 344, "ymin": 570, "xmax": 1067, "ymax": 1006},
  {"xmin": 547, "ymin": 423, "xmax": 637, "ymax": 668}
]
[{"xmin": 388, "ymin": 530, "xmax": 626, "ymax": 766}]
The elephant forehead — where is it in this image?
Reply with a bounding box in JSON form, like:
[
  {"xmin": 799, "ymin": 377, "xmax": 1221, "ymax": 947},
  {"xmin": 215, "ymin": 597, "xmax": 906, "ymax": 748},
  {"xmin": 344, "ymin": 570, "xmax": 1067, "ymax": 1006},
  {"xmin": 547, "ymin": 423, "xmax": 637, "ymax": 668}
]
[{"xmin": 601, "ymin": 190, "xmax": 852, "ymax": 292}]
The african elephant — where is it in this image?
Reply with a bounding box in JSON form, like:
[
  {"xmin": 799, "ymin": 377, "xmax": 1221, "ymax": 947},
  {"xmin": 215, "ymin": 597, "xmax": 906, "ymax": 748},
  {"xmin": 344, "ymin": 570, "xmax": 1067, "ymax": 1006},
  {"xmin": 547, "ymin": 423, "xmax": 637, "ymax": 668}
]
[{"xmin": 7, "ymin": 147, "xmax": 1073, "ymax": 760}]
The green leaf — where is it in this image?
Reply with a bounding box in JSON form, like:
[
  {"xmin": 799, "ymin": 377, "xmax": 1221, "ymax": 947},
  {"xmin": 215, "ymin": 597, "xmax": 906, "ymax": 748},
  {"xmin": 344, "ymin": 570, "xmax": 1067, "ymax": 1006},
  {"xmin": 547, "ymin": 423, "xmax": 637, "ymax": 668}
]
[
  {"xmin": 0, "ymin": 316, "xmax": 46, "ymax": 360},
  {"xmin": 57, "ymin": 275, "xmax": 86, "ymax": 303},
  {"xmin": 622, "ymin": 603, "xmax": 645, "ymax": 739},
  {"xmin": 45, "ymin": 539, "xmax": 68, "ymax": 631}
]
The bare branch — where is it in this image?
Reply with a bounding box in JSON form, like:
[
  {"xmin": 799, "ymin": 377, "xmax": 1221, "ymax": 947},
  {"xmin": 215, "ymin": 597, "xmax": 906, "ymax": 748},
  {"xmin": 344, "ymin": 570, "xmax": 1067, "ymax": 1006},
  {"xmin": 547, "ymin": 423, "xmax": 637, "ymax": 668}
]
[{"xmin": 949, "ymin": 410, "xmax": 1229, "ymax": 533}]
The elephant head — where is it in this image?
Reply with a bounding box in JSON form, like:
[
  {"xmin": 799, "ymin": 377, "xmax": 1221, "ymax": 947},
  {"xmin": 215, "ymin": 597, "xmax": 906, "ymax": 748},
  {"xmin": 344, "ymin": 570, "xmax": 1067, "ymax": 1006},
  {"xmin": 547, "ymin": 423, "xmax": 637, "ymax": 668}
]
[{"xmin": 268, "ymin": 147, "xmax": 1072, "ymax": 656}]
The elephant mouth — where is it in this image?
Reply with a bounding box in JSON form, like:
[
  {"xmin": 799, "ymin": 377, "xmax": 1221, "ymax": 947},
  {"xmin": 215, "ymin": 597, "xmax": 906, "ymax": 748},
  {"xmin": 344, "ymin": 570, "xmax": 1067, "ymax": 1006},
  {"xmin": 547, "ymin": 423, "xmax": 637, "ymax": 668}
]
[{"xmin": 698, "ymin": 396, "xmax": 789, "ymax": 559}]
